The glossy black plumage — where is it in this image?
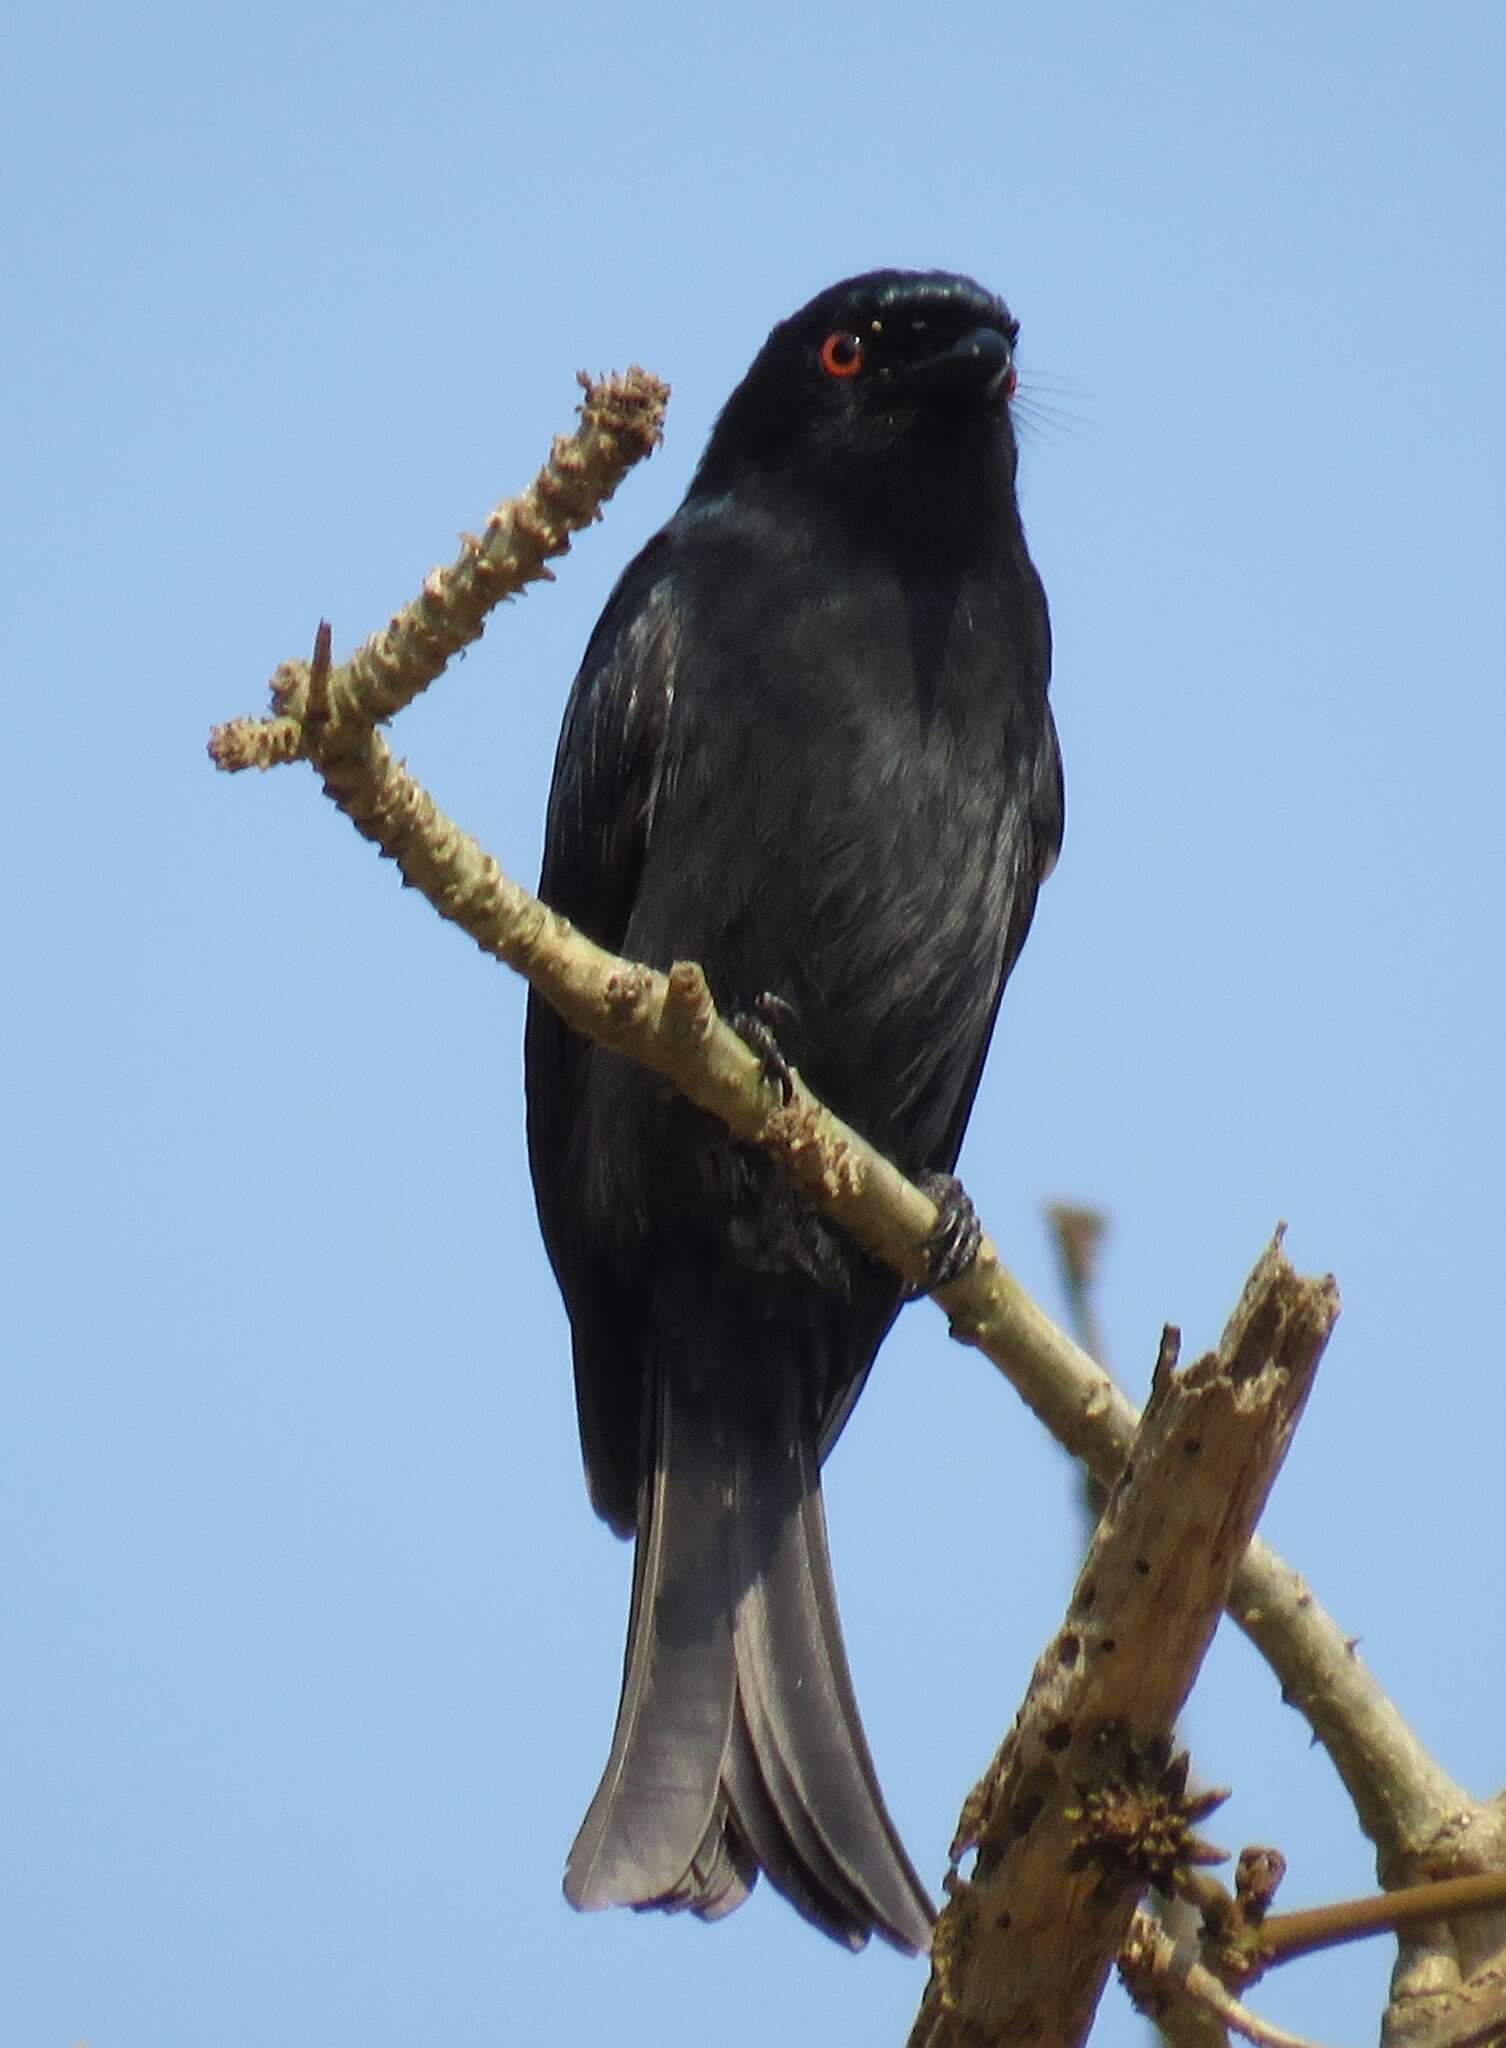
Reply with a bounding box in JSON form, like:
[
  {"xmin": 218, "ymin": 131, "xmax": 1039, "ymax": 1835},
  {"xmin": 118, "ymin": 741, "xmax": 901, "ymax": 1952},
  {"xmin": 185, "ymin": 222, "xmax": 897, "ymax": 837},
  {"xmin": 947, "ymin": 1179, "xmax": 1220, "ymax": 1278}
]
[{"xmin": 525, "ymin": 269, "xmax": 1063, "ymax": 1951}]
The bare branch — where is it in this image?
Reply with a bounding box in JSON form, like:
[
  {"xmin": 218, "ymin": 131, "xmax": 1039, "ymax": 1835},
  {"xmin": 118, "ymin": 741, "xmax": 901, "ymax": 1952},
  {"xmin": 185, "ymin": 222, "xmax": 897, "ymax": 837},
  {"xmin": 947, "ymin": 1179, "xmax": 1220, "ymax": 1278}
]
[
  {"xmin": 210, "ymin": 369, "xmax": 668, "ymax": 771},
  {"xmin": 1261, "ymin": 1875, "xmax": 1506, "ymax": 1969},
  {"xmin": 906, "ymin": 1247, "xmax": 1333, "ymax": 2047},
  {"xmin": 1121, "ymin": 1915, "xmax": 1336, "ymax": 2048},
  {"xmin": 1045, "ymin": 1207, "xmax": 1228, "ymax": 2048}
]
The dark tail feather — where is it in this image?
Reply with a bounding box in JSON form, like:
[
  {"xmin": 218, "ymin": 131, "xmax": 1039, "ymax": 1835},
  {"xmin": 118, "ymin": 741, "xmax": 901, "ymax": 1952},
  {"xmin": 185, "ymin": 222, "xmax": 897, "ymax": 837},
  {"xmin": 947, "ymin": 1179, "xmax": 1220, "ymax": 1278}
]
[
  {"xmin": 729, "ymin": 1358, "xmax": 935, "ymax": 1952},
  {"xmin": 722, "ymin": 1695, "xmax": 872, "ymax": 1948},
  {"xmin": 564, "ymin": 1335, "xmax": 744, "ymax": 1914},
  {"xmin": 564, "ymin": 1287, "xmax": 934, "ymax": 1953}
]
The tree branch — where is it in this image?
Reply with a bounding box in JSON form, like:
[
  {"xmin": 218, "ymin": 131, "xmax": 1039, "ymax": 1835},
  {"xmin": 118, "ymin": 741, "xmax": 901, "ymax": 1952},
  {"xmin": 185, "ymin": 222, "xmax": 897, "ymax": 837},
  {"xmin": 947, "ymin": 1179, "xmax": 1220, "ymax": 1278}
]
[
  {"xmin": 1120, "ymin": 1916, "xmax": 1335, "ymax": 2048},
  {"xmin": 1261, "ymin": 1874, "xmax": 1506, "ymax": 1970},
  {"xmin": 905, "ymin": 1251, "xmax": 1332, "ymax": 2047},
  {"xmin": 210, "ymin": 367, "xmax": 669, "ymax": 770},
  {"xmin": 1045, "ymin": 1204, "xmax": 1229, "ymax": 2048}
]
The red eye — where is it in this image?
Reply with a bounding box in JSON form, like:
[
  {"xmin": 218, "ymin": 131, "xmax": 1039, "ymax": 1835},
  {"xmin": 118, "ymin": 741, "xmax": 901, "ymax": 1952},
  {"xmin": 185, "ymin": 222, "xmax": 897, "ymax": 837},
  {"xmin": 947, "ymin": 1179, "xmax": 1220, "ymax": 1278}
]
[{"xmin": 819, "ymin": 330, "xmax": 865, "ymax": 378}]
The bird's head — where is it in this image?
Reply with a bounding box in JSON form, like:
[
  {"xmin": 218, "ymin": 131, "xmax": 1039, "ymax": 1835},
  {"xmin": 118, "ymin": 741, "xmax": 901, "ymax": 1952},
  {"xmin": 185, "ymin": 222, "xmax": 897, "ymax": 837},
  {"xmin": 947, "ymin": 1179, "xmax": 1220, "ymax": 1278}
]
[{"xmin": 690, "ymin": 269, "xmax": 1023, "ymax": 509}]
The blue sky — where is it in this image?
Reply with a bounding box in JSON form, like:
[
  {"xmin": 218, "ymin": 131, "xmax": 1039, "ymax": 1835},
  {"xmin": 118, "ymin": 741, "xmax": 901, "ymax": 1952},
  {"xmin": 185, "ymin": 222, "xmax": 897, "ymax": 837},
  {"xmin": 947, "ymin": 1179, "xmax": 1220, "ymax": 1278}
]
[{"xmin": 6, "ymin": 4, "xmax": 1503, "ymax": 2043}]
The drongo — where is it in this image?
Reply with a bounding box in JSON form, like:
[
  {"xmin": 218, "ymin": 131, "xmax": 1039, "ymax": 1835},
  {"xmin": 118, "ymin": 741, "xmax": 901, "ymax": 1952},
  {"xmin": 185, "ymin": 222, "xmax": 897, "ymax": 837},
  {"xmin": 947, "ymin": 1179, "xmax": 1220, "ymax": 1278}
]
[{"xmin": 525, "ymin": 269, "xmax": 1063, "ymax": 1951}]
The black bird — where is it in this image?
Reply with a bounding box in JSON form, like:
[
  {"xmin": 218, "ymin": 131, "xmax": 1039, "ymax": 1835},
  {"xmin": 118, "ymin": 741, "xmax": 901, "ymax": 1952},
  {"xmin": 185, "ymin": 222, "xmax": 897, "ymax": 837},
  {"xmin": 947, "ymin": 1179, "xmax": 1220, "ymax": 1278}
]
[{"xmin": 525, "ymin": 269, "xmax": 1063, "ymax": 1952}]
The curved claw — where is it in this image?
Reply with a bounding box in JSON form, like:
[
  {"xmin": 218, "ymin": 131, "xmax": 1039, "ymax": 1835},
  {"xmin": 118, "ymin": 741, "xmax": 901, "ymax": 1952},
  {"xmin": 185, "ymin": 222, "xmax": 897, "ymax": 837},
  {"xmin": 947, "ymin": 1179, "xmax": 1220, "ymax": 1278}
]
[
  {"xmin": 731, "ymin": 991, "xmax": 798, "ymax": 1105},
  {"xmin": 908, "ymin": 1171, "xmax": 982, "ymax": 1296}
]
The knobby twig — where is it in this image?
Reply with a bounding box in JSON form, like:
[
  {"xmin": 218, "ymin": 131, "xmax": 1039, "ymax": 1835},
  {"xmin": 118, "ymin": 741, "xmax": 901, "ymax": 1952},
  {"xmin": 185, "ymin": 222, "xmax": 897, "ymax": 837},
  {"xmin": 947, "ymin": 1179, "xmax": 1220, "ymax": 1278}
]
[{"xmin": 210, "ymin": 368, "xmax": 669, "ymax": 771}]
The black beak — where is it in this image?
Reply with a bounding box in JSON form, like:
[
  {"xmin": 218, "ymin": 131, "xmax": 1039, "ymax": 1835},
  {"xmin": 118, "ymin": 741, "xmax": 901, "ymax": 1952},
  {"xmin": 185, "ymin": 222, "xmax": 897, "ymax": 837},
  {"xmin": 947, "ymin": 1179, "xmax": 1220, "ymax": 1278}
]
[{"xmin": 896, "ymin": 326, "xmax": 1015, "ymax": 395}]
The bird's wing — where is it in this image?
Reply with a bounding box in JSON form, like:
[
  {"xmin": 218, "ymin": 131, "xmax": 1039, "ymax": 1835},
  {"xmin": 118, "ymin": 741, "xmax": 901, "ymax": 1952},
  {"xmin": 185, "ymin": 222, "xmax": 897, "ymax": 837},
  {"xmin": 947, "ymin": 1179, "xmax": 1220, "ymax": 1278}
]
[
  {"xmin": 934, "ymin": 696, "xmax": 1064, "ymax": 1173},
  {"xmin": 814, "ymin": 700, "xmax": 1063, "ymax": 1464},
  {"xmin": 535, "ymin": 537, "xmax": 679, "ymax": 960},
  {"xmin": 937, "ymin": 696, "xmax": 1065, "ymax": 1172},
  {"xmin": 524, "ymin": 536, "xmax": 680, "ymax": 1533}
]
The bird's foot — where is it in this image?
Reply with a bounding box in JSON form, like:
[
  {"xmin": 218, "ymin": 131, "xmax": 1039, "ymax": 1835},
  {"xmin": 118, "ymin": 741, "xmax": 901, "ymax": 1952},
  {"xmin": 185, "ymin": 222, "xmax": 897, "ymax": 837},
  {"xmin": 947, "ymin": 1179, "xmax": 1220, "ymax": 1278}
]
[
  {"xmin": 908, "ymin": 1171, "xmax": 982, "ymax": 1296},
  {"xmin": 730, "ymin": 992, "xmax": 798, "ymax": 1105}
]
